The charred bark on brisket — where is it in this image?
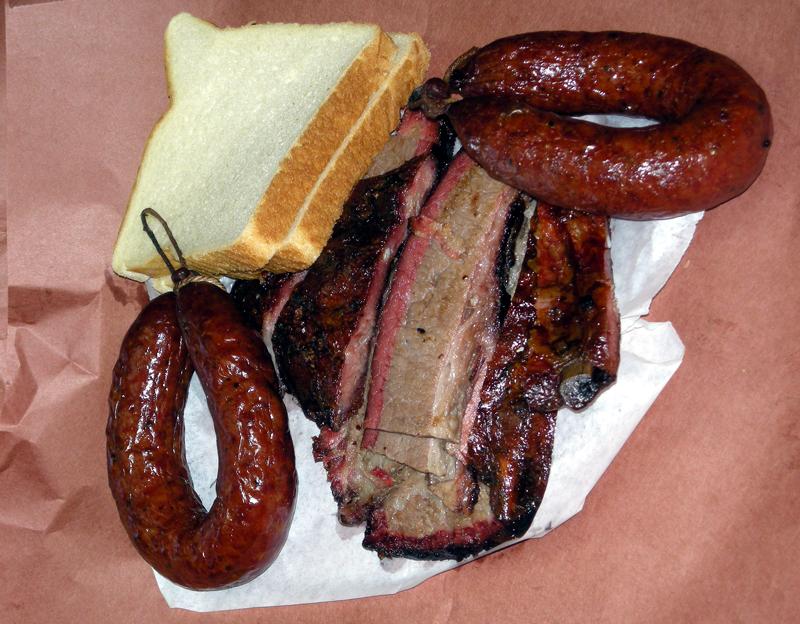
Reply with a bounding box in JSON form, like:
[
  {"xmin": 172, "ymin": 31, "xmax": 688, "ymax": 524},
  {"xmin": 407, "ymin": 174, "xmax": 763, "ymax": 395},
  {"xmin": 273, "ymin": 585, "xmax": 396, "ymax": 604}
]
[
  {"xmin": 230, "ymin": 272, "xmax": 307, "ymax": 334},
  {"xmin": 273, "ymin": 155, "xmax": 438, "ymax": 431}
]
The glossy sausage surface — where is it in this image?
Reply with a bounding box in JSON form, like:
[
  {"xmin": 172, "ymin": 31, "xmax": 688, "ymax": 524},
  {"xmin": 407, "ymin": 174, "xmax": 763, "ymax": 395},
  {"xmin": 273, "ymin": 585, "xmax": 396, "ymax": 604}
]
[
  {"xmin": 107, "ymin": 286, "xmax": 296, "ymax": 590},
  {"xmin": 435, "ymin": 32, "xmax": 773, "ymax": 217}
]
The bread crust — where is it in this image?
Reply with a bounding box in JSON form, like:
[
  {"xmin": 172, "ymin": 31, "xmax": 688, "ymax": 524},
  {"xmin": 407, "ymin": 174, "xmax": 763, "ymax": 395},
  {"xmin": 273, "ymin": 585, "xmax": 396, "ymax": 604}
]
[
  {"xmin": 112, "ymin": 18, "xmax": 396, "ymax": 281},
  {"xmin": 266, "ymin": 34, "xmax": 430, "ymax": 273}
]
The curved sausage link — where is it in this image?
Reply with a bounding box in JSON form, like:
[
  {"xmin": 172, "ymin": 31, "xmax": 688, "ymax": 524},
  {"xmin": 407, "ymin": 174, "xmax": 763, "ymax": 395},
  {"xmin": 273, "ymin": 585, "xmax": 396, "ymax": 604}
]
[
  {"xmin": 107, "ymin": 288, "xmax": 296, "ymax": 590},
  {"xmin": 427, "ymin": 31, "xmax": 773, "ymax": 218}
]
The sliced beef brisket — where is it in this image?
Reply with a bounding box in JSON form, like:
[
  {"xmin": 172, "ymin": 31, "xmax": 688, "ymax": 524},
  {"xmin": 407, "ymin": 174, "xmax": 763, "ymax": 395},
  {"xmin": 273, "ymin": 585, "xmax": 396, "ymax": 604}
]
[
  {"xmin": 349, "ymin": 152, "xmax": 524, "ymax": 558},
  {"xmin": 274, "ymin": 154, "xmax": 438, "ymax": 430},
  {"xmin": 272, "ymin": 111, "xmax": 444, "ymax": 431},
  {"xmin": 363, "ymin": 153, "xmax": 520, "ymax": 449},
  {"xmin": 236, "ymin": 108, "xmax": 620, "ymax": 559},
  {"xmin": 366, "ymin": 110, "xmax": 454, "ymax": 177},
  {"xmin": 323, "ymin": 199, "xmax": 619, "ymax": 557},
  {"xmin": 230, "ymin": 271, "xmax": 307, "ymax": 337}
]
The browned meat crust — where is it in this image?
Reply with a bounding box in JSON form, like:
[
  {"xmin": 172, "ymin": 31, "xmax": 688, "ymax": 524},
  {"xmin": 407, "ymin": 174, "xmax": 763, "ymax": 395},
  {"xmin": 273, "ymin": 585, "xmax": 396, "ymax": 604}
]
[
  {"xmin": 230, "ymin": 272, "xmax": 307, "ymax": 333},
  {"xmin": 363, "ymin": 509, "xmax": 508, "ymax": 560},
  {"xmin": 468, "ymin": 203, "xmax": 618, "ymax": 528},
  {"xmin": 274, "ymin": 155, "xmax": 438, "ymax": 430}
]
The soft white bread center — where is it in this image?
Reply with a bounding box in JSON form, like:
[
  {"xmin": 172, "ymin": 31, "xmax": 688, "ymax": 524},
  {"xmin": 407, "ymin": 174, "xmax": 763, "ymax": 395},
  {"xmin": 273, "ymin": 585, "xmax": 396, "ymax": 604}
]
[{"xmin": 124, "ymin": 16, "xmax": 377, "ymax": 266}]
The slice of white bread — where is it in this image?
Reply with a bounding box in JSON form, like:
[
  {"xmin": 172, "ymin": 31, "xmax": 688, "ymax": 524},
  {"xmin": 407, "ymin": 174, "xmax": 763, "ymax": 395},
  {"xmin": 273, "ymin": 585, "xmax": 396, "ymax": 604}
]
[
  {"xmin": 112, "ymin": 13, "xmax": 396, "ymax": 281},
  {"xmin": 263, "ymin": 32, "xmax": 430, "ymax": 272}
]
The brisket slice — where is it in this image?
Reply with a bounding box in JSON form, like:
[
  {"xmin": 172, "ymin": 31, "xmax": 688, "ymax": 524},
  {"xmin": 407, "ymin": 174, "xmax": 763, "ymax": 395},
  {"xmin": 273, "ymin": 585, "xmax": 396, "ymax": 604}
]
[
  {"xmin": 313, "ymin": 418, "xmax": 410, "ymax": 526},
  {"xmin": 273, "ymin": 154, "xmax": 439, "ymax": 431},
  {"xmin": 366, "ymin": 110, "xmax": 454, "ymax": 178},
  {"xmin": 468, "ymin": 203, "xmax": 619, "ymax": 532},
  {"xmin": 363, "ymin": 152, "xmax": 519, "ymax": 454},
  {"xmin": 230, "ymin": 271, "xmax": 307, "ymax": 337},
  {"xmin": 506, "ymin": 203, "xmax": 619, "ymax": 413},
  {"xmin": 339, "ymin": 152, "xmax": 524, "ymax": 559},
  {"xmin": 271, "ymin": 112, "xmax": 445, "ymax": 432},
  {"xmin": 229, "ymin": 271, "xmax": 307, "ymax": 395}
]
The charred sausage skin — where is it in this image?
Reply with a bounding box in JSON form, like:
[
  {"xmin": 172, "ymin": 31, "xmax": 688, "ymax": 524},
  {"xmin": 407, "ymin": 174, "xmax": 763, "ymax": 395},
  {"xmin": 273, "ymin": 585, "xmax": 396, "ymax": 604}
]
[
  {"xmin": 431, "ymin": 31, "xmax": 773, "ymax": 218},
  {"xmin": 107, "ymin": 286, "xmax": 296, "ymax": 590}
]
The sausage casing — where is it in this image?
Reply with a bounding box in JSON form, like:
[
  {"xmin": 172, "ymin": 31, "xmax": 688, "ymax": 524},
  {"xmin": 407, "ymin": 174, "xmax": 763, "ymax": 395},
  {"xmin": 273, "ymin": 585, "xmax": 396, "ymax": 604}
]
[
  {"xmin": 107, "ymin": 287, "xmax": 296, "ymax": 590},
  {"xmin": 440, "ymin": 31, "xmax": 773, "ymax": 217}
]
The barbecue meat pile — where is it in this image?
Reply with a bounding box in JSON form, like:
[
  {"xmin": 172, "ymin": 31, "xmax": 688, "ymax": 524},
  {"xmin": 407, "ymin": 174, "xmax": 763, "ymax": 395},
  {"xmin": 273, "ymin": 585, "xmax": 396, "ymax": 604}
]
[
  {"xmin": 233, "ymin": 110, "xmax": 620, "ymax": 559},
  {"xmin": 274, "ymin": 154, "xmax": 438, "ymax": 431}
]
